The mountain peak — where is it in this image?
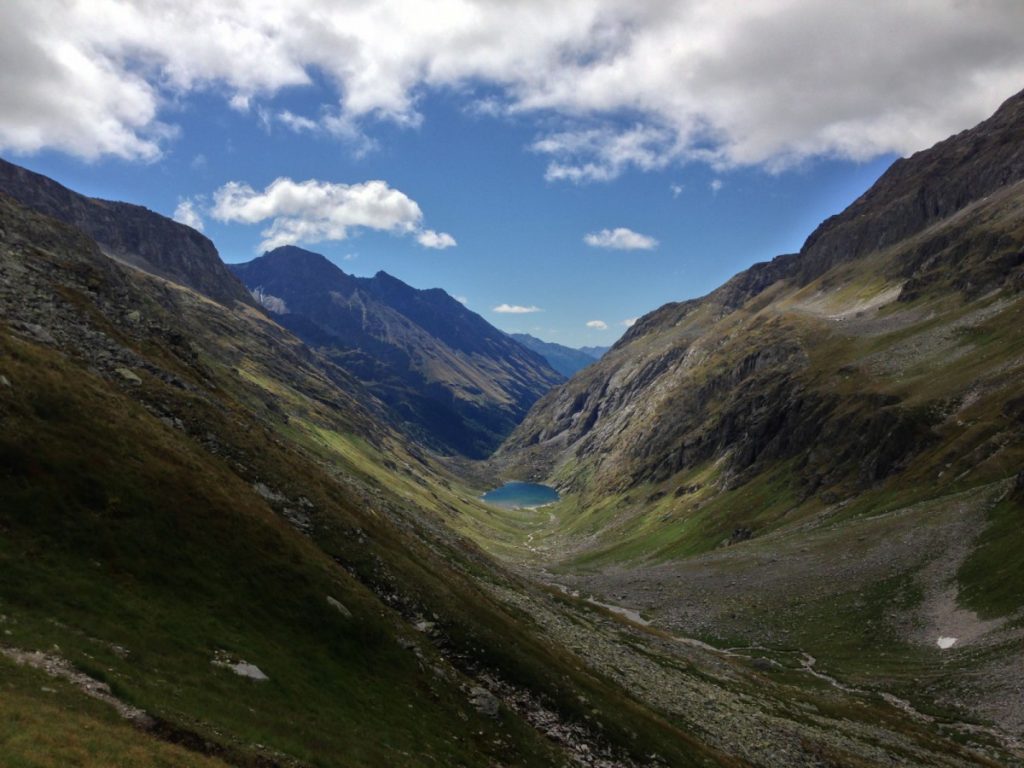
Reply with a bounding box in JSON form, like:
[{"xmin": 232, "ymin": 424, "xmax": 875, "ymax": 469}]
[
  {"xmin": 0, "ymin": 157, "xmax": 254, "ymax": 308},
  {"xmin": 230, "ymin": 249, "xmax": 562, "ymax": 456},
  {"xmin": 261, "ymin": 244, "xmax": 343, "ymax": 270}
]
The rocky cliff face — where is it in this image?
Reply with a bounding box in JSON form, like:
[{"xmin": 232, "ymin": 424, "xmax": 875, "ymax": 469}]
[
  {"xmin": 0, "ymin": 157, "xmax": 254, "ymax": 307},
  {"xmin": 496, "ymin": 89, "xmax": 1024, "ymax": 528},
  {"xmin": 231, "ymin": 246, "xmax": 563, "ymax": 457}
]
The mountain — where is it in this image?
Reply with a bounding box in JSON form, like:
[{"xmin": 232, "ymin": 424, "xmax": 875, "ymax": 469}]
[
  {"xmin": 0, "ymin": 142, "xmax": 1015, "ymax": 765},
  {"xmin": 0, "ymin": 182, "xmax": 742, "ymax": 767},
  {"xmin": 498, "ymin": 87, "xmax": 1024, "ymax": 501},
  {"xmin": 509, "ymin": 333, "xmax": 601, "ymax": 377},
  {"xmin": 230, "ymin": 246, "xmax": 563, "ymax": 458},
  {"xmin": 491, "ymin": 89, "xmax": 1024, "ymax": 743},
  {"xmin": 578, "ymin": 345, "xmax": 610, "ymax": 360},
  {"xmin": 0, "ymin": 158, "xmax": 254, "ymax": 308}
]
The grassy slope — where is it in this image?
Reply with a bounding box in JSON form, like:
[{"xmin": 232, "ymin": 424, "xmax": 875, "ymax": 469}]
[
  {"xmin": 0, "ymin": 196, "xmax": 724, "ymax": 767},
  {"xmin": 0, "ymin": 333, "xmax": 557, "ymax": 768},
  {"xmin": 0, "ymin": 656, "xmax": 230, "ymax": 768}
]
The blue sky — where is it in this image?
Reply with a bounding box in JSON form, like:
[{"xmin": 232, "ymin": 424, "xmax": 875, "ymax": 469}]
[{"xmin": 3, "ymin": 2, "xmax": 1022, "ymax": 346}]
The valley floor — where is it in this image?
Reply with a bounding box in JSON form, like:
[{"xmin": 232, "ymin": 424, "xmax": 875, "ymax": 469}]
[{"xmin": 458, "ymin": 479, "xmax": 1024, "ymax": 767}]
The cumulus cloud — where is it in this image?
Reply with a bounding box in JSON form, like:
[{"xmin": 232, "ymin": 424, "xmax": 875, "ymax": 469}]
[
  {"xmin": 493, "ymin": 304, "xmax": 542, "ymax": 314},
  {"xmin": 173, "ymin": 199, "xmax": 205, "ymax": 231},
  {"xmin": 2, "ymin": 1, "xmax": 1024, "ymax": 175},
  {"xmin": 210, "ymin": 176, "xmax": 452, "ymax": 252},
  {"xmin": 709, "ymin": 178, "xmax": 723, "ymax": 194},
  {"xmin": 584, "ymin": 227, "xmax": 658, "ymax": 250},
  {"xmin": 622, "ymin": 317, "xmax": 638, "ymax": 327},
  {"xmin": 586, "ymin": 320, "xmax": 609, "ymax": 330},
  {"xmin": 416, "ymin": 229, "xmax": 457, "ymax": 249}
]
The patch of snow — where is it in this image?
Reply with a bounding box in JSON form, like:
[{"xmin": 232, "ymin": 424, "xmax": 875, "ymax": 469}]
[{"xmin": 937, "ymin": 636, "xmax": 958, "ymax": 649}]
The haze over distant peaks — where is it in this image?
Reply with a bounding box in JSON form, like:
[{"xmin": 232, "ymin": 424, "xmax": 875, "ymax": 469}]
[
  {"xmin": 509, "ymin": 333, "xmax": 606, "ymax": 378},
  {"xmin": 578, "ymin": 345, "xmax": 610, "ymax": 360}
]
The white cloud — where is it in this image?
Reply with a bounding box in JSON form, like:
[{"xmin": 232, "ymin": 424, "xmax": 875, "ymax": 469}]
[
  {"xmin": 2, "ymin": 1, "xmax": 1024, "ymax": 175},
  {"xmin": 584, "ymin": 227, "xmax": 658, "ymax": 250},
  {"xmin": 535, "ymin": 125, "xmax": 675, "ymax": 183},
  {"xmin": 277, "ymin": 110, "xmax": 319, "ymax": 133},
  {"xmin": 586, "ymin": 320, "xmax": 608, "ymax": 330},
  {"xmin": 455, "ymin": 295, "xmax": 468, "ymax": 305},
  {"xmin": 172, "ymin": 198, "xmax": 204, "ymax": 231},
  {"xmin": 466, "ymin": 98, "xmax": 508, "ymax": 118},
  {"xmin": 210, "ymin": 176, "xmax": 451, "ymax": 252},
  {"xmin": 416, "ymin": 229, "xmax": 457, "ymax": 249},
  {"xmin": 276, "ymin": 109, "xmax": 379, "ymax": 156},
  {"xmin": 493, "ymin": 304, "xmax": 542, "ymax": 314},
  {"xmin": 709, "ymin": 178, "xmax": 723, "ymax": 194},
  {"xmin": 670, "ymin": 183, "xmax": 684, "ymax": 198},
  {"xmin": 622, "ymin": 317, "xmax": 638, "ymax": 327}
]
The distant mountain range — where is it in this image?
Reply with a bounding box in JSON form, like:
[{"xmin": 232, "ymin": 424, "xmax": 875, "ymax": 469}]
[
  {"xmin": 508, "ymin": 333, "xmax": 607, "ymax": 378},
  {"xmin": 231, "ymin": 246, "xmax": 563, "ymax": 457}
]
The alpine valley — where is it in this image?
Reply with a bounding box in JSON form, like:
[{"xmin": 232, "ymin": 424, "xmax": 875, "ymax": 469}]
[{"xmin": 2, "ymin": 82, "xmax": 1024, "ymax": 768}]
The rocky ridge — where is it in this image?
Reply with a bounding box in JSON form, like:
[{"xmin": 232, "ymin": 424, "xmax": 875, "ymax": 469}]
[{"xmin": 0, "ymin": 157, "xmax": 254, "ymax": 308}]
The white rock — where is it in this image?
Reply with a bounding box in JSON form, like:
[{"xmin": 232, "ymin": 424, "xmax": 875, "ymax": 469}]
[
  {"xmin": 936, "ymin": 636, "xmax": 958, "ymax": 649},
  {"xmin": 231, "ymin": 662, "xmax": 269, "ymax": 681},
  {"xmin": 211, "ymin": 651, "xmax": 269, "ymax": 681},
  {"xmin": 327, "ymin": 595, "xmax": 352, "ymax": 618},
  {"xmin": 114, "ymin": 367, "xmax": 142, "ymax": 385}
]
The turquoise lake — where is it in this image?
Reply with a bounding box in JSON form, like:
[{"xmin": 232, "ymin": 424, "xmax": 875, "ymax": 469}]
[{"xmin": 481, "ymin": 482, "xmax": 560, "ymax": 509}]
